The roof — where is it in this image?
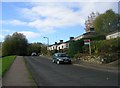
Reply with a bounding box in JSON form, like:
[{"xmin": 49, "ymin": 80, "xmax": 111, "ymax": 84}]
[
  {"xmin": 83, "ymin": 31, "xmax": 96, "ymax": 36},
  {"xmin": 106, "ymin": 30, "xmax": 120, "ymax": 36}
]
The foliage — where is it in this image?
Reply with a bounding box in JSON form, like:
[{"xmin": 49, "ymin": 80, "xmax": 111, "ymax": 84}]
[
  {"xmin": 41, "ymin": 45, "xmax": 48, "ymax": 55},
  {"xmin": 0, "ymin": 42, "xmax": 2, "ymax": 56},
  {"xmin": 91, "ymin": 37, "xmax": 120, "ymax": 54},
  {"xmin": 74, "ymin": 53, "xmax": 84, "ymax": 59},
  {"xmin": 68, "ymin": 34, "xmax": 106, "ymax": 58},
  {"xmin": 0, "ymin": 58, "xmax": 1, "ymax": 76},
  {"xmin": 93, "ymin": 9, "xmax": 120, "ymax": 35},
  {"xmin": 27, "ymin": 42, "xmax": 42, "ymax": 55},
  {"xmin": 68, "ymin": 39, "xmax": 84, "ymax": 58},
  {"xmin": 2, "ymin": 32, "xmax": 28, "ymax": 56},
  {"xmin": 49, "ymin": 49, "xmax": 58, "ymax": 56},
  {"xmin": 69, "ymin": 35, "xmax": 119, "ymax": 58},
  {"xmin": 1, "ymin": 55, "xmax": 16, "ymax": 76}
]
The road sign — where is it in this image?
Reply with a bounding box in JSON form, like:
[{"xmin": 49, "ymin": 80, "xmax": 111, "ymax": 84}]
[
  {"xmin": 84, "ymin": 39, "xmax": 91, "ymax": 55},
  {"xmin": 84, "ymin": 39, "xmax": 90, "ymax": 45}
]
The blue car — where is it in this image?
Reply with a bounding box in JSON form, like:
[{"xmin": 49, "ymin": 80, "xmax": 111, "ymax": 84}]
[{"xmin": 52, "ymin": 53, "xmax": 71, "ymax": 64}]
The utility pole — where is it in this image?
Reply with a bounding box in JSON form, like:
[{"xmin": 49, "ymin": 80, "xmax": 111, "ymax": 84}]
[
  {"xmin": 89, "ymin": 41, "xmax": 91, "ymax": 55},
  {"xmin": 84, "ymin": 39, "xmax": 91, "ymax": 55}
]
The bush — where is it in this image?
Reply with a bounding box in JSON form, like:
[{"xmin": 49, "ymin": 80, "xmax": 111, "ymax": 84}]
[
  {"xmin": 68, "ymin": 35, "xmax": 106, "ymax": 58},
  {"xmin": 91, "ymin": 37, "xmax": 120, "ymax": 54},
  {"xmin": 68, "ymin": 39, "xmax": 84, "ymax": 58},
  {"xmin": 74, "ymin": 53, "xmax": 83, "ymax": 59}
]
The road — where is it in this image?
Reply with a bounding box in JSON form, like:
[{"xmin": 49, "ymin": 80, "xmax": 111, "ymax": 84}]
[{"xmin": 24, "ymin": 56, "xmax": 118, "ymax": 86}]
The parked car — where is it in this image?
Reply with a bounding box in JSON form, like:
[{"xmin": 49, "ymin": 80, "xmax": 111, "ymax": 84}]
[
  {"xmin": 52, "ymin": 53, "xmax": 71, "ymax": 64},
  {"xmin": 31, "ymin": 52, "xmax": 37, "ymax": 56}
]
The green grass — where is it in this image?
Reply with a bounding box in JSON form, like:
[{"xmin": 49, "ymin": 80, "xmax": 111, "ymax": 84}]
[
  {"xmin": 0, "ymin": 58, "xmax": 2, "ymax": 76},
  {"xmin": 0, "ymin": 56, "xmax": 16, "ymax": 76}
]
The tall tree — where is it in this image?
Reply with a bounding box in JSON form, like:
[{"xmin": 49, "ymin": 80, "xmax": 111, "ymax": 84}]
[
  {"xmin": 27, "ymin": 42, "xmax": 42, "ymax": 55},
  {"xmin": 2, "ymin": 32, "xmax": 28, "ymax": 56},
  {"xmin": 93, "ymin": 9, "xmax": 120, "ymax": 35}
]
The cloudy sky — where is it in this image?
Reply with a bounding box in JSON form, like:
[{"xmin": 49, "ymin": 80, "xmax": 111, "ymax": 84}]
[{"xmin": 1, "ymin": 0, "xmax": 119, "ymax": 44}]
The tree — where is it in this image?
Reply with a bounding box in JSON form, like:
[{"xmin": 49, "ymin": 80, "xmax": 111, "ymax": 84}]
[
  {"xmin": 2, "ymin": 32, "xmax": 28, "ymax": 56},
  {"xmin": 0, "ymin": 42, "xmax": 2, "ymax": 56},
  {"xmin": 27, "ymin": 42, "xmax": 42, "ymax": 55},
  {"xmin": 41, "ymin": 45, "xmax": 48, "ymax": 55},
  {"xmin": 93, "ymin": 9, "xmax": 120, "ymax": 35},
  {"xmin": 2, "ymin": 35, "xmax": 13, "ymax": 56}
]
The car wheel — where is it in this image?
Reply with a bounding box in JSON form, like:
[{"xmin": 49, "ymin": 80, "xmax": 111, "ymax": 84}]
[{"xmin": 57, "ymin": 61, "xmax": 60, "ymax": 64}]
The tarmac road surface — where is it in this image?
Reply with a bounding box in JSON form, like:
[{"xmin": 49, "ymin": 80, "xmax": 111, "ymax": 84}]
[{"xmin": 24, "ymin": 56, "xmax": 119, "ymax": 86}]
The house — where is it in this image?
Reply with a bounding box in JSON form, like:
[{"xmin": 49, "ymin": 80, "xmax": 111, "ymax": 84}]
[
  {"xmin": 57, "ymin": 41, "xmax": 69, "ymax": 50},
  {"xmin": 48, "ymin": 42, "xmax": 58, "ymax": 51},
  {"xmin": 48, "ymin": 37, "xmax": 74, "ymax": 51},
  {"xmin": 73, "ymin": 32, "xmax": 96, "ymax": 41},
  {"xmin": 57, "ymin": 39, "xmax": 71, "ymax": 50},
  {"xmin": 106, "ymin": 31, "xmax": 120, "ymax": 40},
  {"xmin": 48, "ymin": 45, "xmax": 52, "ymax": 51}
]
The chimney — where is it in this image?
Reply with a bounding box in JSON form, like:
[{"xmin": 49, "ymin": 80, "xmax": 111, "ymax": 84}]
[
  {"xmin": 55, "ymin": 42, "xmax": 57, "ymax": 44},
  {"xmin": 60, "ymin": 40, "xmax": 63, "ymax": 43},
  {"xmin": 70, "ymin": 37, "xmax": 74, "ymax": 40}
]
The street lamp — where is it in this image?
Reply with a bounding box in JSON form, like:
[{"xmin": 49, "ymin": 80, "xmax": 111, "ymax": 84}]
[
  {"xmin": 43, "ymin": 37, "xmax": 49, "ymax": 46},
  {"xmin": 43, "ymin": 37, "xmax": 49, "ymax": 55}
]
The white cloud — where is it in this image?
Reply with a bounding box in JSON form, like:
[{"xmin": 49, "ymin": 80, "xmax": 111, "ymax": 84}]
[
  {"xmin": 18, "ymin": 31, "xmax": 41, "ymax": 39},
  {"xmin": 20, "ymin": 5, "xmax": 85, "ymax": 33},
  {"xmin": 0, "ymin": 34, "xmax": 4, "ymax": 42},
  {"xmin": 78, "ymin": 2, "xmax": 118, "ymax": 19},
  {"xmin": 10, "ymin": 20, "xmax": 27, "ymax": 25},
  {"xmin": 4, "ymin": 19, "xmax": 27, "ymax": 26},
  {"xmin": 21, "ymin": 8, "xmax": 39, "ymax": 21},
  {"xmin": 20, "ymin": 2, "xmax": 118, "ymax": 34},
  {"xmin": 0, "ymin": 35, "xmax": 4, "ymax": 39},
  {"xmin": 3, "ymin": 2, "xmax": 117, "ymax": 36}
]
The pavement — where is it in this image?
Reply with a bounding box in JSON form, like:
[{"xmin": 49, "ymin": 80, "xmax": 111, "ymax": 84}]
[
  {"xmin": 24, "ymin": 56, "xmax": 119, "ymax": 86},
  {"xmin": 2, "ymin": 56, "xmax": 36, "ymax": 86}
]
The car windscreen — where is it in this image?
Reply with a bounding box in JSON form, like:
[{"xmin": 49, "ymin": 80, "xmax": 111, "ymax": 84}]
[{"xmin": 58, "ymin": 54, "xmax": 67, "ymax": 57}]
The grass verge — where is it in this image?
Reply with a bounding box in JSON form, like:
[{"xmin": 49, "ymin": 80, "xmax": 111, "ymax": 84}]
[
  {"xmin": 0, "ymin": 58, "xmax": 1, "ymax": 77},
  {"xmin": 0, "ymin": 55, "xmax": 16, "ymax": 76}
]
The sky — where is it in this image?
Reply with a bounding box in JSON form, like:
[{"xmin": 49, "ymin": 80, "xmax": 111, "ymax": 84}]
[{"xmin": 1, "ymin": 0, "xmax": 119, "ymax": 45}]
